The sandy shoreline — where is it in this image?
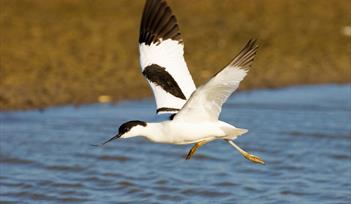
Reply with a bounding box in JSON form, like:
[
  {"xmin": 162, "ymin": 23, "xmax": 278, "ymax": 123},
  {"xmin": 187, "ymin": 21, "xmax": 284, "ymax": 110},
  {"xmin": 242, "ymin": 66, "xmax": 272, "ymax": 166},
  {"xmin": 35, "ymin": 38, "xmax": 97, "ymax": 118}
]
[
  {"xmin": 1, "ymin": 0, "xmax": 350, "ymax": 111},
  {"xmin": 1, "ymin": 83, "xmax": 349, "ymax": 112}
]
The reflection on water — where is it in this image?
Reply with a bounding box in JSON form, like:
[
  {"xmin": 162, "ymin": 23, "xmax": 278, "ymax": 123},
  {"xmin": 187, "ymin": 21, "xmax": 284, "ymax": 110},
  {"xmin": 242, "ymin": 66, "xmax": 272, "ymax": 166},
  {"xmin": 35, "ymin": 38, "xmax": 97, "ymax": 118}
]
[{"xmin": 1, "ymin": 85, "xmax": 350, "ymax": 203}]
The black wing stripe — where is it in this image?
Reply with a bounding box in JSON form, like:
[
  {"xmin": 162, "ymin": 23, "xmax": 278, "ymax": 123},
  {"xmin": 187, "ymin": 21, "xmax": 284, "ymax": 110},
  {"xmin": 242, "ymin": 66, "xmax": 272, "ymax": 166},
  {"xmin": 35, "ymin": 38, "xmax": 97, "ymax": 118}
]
[
  {"xmin": 157, "ymin": 107, "xmax": 180, "ymax": 114},
  {"xmin": 139, "ymin": 0, "xmax": 182, "ymax": 45},
  {"xmin": 143, "ymin": 64, "xmax": 186, "ymax": 100}
]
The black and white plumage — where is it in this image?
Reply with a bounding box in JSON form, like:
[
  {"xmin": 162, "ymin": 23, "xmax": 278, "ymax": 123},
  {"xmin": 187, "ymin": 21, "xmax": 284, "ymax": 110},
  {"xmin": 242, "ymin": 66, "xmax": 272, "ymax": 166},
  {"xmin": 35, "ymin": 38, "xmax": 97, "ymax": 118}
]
[
  {"xmin": 97, "ymin": 0, "xmax": 264, "ymax": 163},
  {"xmin": 139, "ymin": 0, "xmax": 196, "ymax": 114}
]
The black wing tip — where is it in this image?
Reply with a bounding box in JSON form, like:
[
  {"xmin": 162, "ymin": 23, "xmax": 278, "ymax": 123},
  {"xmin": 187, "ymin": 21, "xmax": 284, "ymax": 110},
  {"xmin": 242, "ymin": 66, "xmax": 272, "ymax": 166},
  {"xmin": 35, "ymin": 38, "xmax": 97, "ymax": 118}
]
[
  {"xmin": 229, "ymin": 39, "xmax": 259, "ymax": 69},
  {"xmin": 242, "ymin": 38, "xmax": 259, "ymax": 54},
  {"xmin": 139, "ymin": 0, "xmax": 183, "ymax": 45},
  {"xmin": 246, "ymin": 38, "xmax": 259, "ymax": 50}
]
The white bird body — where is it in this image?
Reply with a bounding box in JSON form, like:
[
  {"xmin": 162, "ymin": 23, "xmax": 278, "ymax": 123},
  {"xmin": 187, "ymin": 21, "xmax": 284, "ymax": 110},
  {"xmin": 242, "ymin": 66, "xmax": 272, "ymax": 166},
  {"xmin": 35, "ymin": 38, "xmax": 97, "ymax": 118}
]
[
  {"xmin": 123, "ymin": 121, "xmax": 247, "ymax": 145},
  {"xmin": 97, "ymin": 0, "xmax": 264, "ymax": 163}
]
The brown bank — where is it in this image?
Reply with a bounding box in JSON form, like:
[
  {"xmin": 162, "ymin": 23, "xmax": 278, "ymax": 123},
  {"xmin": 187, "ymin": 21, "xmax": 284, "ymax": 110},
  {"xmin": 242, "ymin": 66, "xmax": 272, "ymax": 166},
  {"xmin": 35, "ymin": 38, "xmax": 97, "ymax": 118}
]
[{"xmin": 1, "ymin": 0, "xmax": 350, "ymax": 111}]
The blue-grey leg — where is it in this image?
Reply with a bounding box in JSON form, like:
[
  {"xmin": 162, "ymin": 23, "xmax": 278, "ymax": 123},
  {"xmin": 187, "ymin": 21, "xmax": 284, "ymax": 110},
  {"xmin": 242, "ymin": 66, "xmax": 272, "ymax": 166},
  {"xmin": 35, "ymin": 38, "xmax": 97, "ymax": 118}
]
[
  {"xmin": 225, "ymin": 139, "xmax": 264, "ymax": 164},
  {"xmin": 185, "ymin": 140, "xmax": 210, "ymax": 160}
]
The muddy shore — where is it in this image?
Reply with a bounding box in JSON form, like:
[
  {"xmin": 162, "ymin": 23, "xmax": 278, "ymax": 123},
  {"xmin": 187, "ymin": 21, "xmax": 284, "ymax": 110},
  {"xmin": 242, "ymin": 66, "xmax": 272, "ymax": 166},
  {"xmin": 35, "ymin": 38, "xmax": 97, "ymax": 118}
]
[{"xmin": 1, "ymin": 0, "xmax": 350, "ymax": 111}]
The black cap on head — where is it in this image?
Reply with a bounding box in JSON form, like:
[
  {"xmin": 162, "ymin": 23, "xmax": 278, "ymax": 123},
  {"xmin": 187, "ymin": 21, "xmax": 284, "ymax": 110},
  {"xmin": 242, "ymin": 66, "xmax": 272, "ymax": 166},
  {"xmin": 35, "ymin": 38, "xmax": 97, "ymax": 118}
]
[{"xmin": 118, "ymin": 120, "xmax": 147, "ymax": 135}]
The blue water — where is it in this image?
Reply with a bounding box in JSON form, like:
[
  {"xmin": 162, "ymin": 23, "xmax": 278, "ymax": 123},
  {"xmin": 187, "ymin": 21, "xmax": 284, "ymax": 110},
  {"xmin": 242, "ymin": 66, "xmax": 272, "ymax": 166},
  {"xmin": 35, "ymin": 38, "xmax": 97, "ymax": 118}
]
[{"xmin": 1, "ymin": 84, "xmax": 350, "ymax": 203}]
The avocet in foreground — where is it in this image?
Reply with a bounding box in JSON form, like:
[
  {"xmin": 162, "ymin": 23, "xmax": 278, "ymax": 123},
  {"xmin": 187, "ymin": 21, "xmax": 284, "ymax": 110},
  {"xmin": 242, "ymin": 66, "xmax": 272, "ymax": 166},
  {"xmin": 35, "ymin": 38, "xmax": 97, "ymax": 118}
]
[{"xmin": 96, "ymin": 0, "xmax": 264, "ymax": 164}]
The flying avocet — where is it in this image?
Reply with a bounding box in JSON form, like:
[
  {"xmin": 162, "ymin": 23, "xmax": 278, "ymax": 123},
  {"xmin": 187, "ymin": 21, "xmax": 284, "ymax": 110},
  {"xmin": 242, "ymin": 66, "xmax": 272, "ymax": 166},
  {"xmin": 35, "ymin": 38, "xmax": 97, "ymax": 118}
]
[{"xmin": 96, "ymin": 0, "xmax": 264, "ymax": 164}]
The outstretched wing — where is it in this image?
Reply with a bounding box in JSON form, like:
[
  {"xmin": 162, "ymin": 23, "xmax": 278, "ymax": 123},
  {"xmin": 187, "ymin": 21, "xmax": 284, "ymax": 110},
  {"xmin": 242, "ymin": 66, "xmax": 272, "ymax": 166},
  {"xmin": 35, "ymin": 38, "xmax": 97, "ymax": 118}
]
[
  {"xmin": 173, "ymin": 40, "xmax": 258, "ymax": 122},
  {"xmin": 139, "ymin": 0, "xmax": 196, "ymax": 114}
]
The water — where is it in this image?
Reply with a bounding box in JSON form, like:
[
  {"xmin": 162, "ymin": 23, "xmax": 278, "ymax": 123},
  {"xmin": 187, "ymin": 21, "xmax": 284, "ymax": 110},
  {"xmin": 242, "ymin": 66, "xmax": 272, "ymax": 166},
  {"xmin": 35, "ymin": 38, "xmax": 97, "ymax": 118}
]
[{"xmin": 1, "ymin": 84, "xmax": 350, "ymax": 204}]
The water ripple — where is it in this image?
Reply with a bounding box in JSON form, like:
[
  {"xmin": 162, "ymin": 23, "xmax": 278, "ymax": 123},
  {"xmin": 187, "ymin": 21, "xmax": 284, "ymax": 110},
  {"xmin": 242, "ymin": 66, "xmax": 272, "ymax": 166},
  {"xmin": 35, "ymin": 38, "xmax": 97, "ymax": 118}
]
[{"xmin": 1, "ymin": 85, "xmax": 350, "ymax": 203}]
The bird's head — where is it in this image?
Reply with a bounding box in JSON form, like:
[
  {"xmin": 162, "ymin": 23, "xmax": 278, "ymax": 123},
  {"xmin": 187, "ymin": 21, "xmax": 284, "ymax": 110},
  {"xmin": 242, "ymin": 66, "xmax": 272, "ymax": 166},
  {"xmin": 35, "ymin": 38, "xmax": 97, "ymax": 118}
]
[
  {"xmin": 95, "ymin": 120, "xmax": 147, "ymax": 146},
  {"xmin": 117, "ymin": 120, "xmax": 147, "ymax": 139}
]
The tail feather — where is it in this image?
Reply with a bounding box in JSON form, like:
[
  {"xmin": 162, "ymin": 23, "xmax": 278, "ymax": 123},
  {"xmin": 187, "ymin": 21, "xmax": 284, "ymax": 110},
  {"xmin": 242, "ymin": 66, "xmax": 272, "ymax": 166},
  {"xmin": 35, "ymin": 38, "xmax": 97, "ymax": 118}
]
[{"xmin": 223, "ymin": 128, "xmax": 248, "ymax": 140}]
